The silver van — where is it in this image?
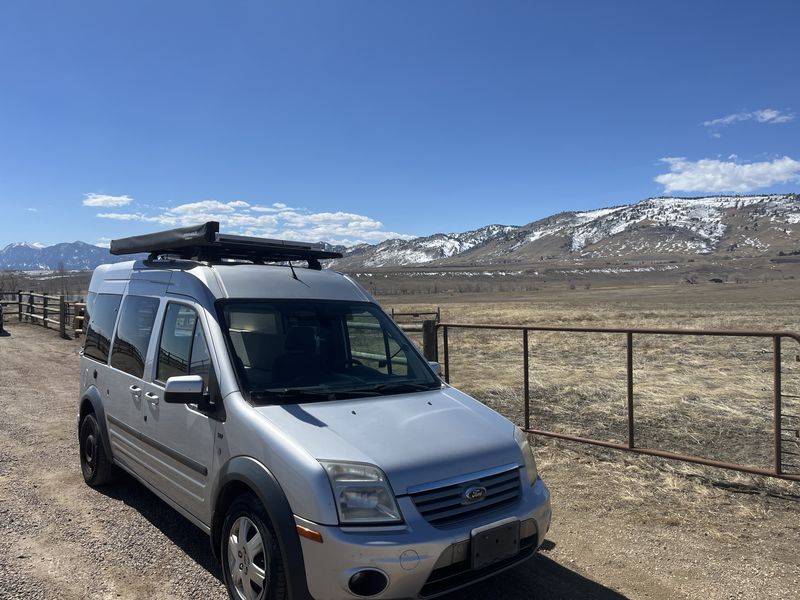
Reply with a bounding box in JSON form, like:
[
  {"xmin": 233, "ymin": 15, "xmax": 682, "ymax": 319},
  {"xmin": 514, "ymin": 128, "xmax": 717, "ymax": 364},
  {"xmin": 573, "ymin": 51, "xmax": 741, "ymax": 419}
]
[{"xmin": 77, "ymin": 222, "xmax": 551, "ymax": 600}]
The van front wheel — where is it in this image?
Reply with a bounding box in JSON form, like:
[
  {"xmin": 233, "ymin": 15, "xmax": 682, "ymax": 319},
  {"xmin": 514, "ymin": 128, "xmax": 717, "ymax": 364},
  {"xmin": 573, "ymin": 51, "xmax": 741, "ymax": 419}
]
[{"xmin": 221, "ymin": 494, "xmax": 287, "ymax": 600}]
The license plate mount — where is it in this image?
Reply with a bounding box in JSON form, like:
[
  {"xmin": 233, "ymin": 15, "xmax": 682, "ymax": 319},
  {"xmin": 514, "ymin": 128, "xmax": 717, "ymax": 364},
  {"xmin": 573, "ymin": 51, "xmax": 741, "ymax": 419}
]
[{"xmin": 471, "ymin": 520, "xmax": 520, "ymax": 570}]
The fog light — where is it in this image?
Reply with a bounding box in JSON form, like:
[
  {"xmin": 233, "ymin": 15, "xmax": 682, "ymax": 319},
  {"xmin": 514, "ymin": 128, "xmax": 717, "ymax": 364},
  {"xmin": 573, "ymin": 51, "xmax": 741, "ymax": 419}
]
[{"xmin": 348, "ymin": 569, "xmax": 388, "ymax": 597}]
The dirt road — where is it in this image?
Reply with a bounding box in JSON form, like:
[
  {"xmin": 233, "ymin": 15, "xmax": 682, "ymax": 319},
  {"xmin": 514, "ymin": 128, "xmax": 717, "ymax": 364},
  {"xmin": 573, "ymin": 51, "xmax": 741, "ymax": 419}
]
[{"xmin": 1, "ymin": 323, "xmax": 798, "ymax": 599}]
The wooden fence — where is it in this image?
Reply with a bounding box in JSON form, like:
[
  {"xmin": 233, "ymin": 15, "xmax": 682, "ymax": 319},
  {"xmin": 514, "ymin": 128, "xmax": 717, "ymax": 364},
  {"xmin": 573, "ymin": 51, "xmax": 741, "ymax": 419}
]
[
  {"xmin": 0, "ymin": 290, "xmax": 84, "ymax": 339},
  {"xmin": 391, "ymin": 306, "xmax": 441, "ymax": 324}
]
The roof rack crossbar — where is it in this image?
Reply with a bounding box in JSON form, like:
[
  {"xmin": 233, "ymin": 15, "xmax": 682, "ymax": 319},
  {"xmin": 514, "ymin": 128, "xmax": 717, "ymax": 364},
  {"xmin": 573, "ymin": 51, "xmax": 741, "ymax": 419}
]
[{"xmin": 110, "ymin": 221, "xmax": 342, "ymax": 268}]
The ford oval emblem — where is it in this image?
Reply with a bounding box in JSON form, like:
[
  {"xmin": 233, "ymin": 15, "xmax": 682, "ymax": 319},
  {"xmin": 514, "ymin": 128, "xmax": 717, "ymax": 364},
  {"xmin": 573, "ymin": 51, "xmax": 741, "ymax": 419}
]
[{"xmin": 463, "ymin": 485, "xmax": 487, "ymax": 503}]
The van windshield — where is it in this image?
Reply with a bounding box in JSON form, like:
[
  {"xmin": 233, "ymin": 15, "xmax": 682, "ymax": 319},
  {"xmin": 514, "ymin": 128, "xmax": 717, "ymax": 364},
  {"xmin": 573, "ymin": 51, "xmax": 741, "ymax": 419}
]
[{"xmin": 219, "ymin": 300, "xmax": 441, "ymax": 403}]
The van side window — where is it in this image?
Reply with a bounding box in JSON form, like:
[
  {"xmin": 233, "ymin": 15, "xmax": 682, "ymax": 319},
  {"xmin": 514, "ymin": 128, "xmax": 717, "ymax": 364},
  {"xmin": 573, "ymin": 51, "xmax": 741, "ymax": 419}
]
[
  {"xmin": 110, "ymin": 296, "xmax": 160, "ymax": 378},
  {"xmin": 83, "ymin": 293, "xmax": 122, "ymax": 363},
  {"xmin": 157, "ymin": 304, "xmax": 212, "ymax": 389},
  {"xmin": 189, "ymin": 325, "xmax": 211, "ymax": 390}
]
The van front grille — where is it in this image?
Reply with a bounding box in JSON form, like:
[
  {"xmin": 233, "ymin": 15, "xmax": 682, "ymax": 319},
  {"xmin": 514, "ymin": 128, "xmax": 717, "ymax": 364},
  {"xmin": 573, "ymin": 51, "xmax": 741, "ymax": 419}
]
[{"xmin": 409, "ymin": 467, "xmax": 522, "ymax": 527}]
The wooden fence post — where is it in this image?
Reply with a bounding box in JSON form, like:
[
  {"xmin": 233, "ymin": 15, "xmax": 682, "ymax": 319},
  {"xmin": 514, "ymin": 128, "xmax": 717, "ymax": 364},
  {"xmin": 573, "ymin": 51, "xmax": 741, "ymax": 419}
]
[
  {"xmin": 17, "ymin": 290, "xmax": 22, "ymax": 321},
  {"xmin": 43, "ymin": 295, "xmax": 49, "ymax": 328},
  {"xmin": 422, "ymin": 319, "xmax": 438, "ymax": 362},
  {"xmin": 59, "ymin": 296, "xmax": 68, "ymax": 339},
  {"xmin": 27, "ymin": 291, "xmax": 34, "ymax": 324}
]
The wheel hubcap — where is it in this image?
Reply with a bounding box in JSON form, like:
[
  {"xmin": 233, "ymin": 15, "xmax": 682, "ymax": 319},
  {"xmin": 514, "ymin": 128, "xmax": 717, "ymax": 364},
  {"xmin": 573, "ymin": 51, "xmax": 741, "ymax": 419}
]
[
  {"xmin": 81, "ymin": 425, "xmax": 97, "ymax": 475},
  {"xmin": 227, "ymin": 516, "xmax": 268, "ymax": 600},
  {"xmin": 84, "ymin": 434, "xmax": 96, "ymax": 465}
]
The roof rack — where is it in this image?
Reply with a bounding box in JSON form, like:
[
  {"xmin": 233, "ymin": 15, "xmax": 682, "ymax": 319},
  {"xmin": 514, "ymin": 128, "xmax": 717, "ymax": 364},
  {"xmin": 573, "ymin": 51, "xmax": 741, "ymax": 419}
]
[{"xmin": 109, "ymin": 222, "xmax": 342, "ymax": 270}]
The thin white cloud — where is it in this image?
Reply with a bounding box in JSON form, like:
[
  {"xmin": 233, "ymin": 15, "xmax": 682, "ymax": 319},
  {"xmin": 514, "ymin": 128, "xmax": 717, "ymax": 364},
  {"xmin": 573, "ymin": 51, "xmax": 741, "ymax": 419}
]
[
  {"xmin": 753, "ymin": 108, "xmax": 795, "ymax": 124},
  {"xmin": 26, "ymin": 207, "xmax": 39, "ymax": 212},
  {"xmin": 96, "ymin": 212, "xmax": 163, "ymax": 222},
  {"xmin": 655, "ymin": 156, "xmax": 800, "ymax": 193},
  {"xmin": 703, "ymin": 108, "xmax": 794, "ymax": 130},
  {"xmin": 168, "ymin": 200, "xmax": 251, "ymax": 215},
  {"xmin": 83, "ymin": 193, "xmax": 134, "ymax": 207},
  {"xmin": 95, "ymin": 200, "xmax": 414, "ymax": 246},
  {"xmin": 251, "ymin": 202, "xmax": 299, "ymax": 213}
]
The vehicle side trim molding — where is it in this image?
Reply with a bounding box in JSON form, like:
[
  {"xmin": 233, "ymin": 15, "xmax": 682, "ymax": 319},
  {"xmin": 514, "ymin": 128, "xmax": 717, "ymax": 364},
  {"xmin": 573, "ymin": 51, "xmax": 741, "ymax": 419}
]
[
  {"xmin": 106, "ymin": 414, "xmax": 208, "ymax": 476},
  {"xmin": 113, "ymin": 459, "xmax": 212, "ymax": 534}
]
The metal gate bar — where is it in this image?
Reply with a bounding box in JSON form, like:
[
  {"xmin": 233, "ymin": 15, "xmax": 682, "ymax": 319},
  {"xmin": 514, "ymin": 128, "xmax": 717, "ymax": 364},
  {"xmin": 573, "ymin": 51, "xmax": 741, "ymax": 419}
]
[{"xmin": 437, "ymin": 322, "xmax": 800, "ymax": 482}]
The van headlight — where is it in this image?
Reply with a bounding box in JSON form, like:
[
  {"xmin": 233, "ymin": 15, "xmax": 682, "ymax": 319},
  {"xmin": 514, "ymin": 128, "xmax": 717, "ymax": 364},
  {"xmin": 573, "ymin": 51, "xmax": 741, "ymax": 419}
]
[
  {"xmin": 320, "ymin": 461, "xmax": 403, "ymax": 524},
  {"xmin": 514, "ymin": 427, "xmax": 538, "ymax": 485}
]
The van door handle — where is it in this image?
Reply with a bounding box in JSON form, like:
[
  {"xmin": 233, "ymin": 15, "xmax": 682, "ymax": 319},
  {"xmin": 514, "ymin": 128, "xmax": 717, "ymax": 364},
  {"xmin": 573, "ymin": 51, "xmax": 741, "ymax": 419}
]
[
  {"xmin": 145, "ymin": 391, "xmax": 159, "ymax": 405},
  {"xmin": 129, "ymin": 385, "xmax": 142, "ymax": 394}
]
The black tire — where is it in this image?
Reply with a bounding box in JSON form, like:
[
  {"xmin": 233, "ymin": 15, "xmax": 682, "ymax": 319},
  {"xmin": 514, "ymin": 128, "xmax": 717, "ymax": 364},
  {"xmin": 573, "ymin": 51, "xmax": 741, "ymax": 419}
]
[
  {"xmin": 78, "ymin": 412, "xmax": 116, "ymax": 486},
  {"xmin": 221, "ymin": 493, "xmax": 287, "ymax": 600}
]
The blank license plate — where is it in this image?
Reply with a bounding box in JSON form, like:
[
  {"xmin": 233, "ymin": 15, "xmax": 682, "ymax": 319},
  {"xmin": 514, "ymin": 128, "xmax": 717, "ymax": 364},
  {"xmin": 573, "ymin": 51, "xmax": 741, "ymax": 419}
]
[{"xmin": 471, "ymin": 521, "xmax": 520, "ymax": 570}]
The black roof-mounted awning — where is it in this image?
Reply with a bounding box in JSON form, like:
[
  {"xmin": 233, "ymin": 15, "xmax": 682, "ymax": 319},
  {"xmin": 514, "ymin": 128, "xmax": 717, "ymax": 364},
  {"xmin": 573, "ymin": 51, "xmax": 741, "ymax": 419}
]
[{"xmin": 109, "ymin": 222, "xmax": 342, "ymax": 269}]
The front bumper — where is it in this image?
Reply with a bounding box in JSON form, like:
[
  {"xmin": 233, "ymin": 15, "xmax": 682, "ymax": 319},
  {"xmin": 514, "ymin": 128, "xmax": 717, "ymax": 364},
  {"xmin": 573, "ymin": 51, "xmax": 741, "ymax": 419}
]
[{"xmin": 295, "ymin": 476, "xmax": 551, "ymax": 600}]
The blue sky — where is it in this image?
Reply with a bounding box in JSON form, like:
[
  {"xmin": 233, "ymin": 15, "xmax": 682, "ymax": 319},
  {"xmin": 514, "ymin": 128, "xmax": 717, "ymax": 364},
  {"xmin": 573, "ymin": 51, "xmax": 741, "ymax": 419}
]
[{"xmin": 1, "ymin": 0, "xmax": 798, "ymax": 248}]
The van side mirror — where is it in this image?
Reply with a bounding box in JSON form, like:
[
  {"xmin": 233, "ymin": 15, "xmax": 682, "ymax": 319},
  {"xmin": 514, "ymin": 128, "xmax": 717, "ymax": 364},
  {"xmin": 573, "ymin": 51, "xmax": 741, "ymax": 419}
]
[
  {"xmin": 428, "ymin": 361, "xmax": 443, "ymax": 378},
  {"xmin": 164, "ymin": 375, "xmax": 206, "ymax": 404}
]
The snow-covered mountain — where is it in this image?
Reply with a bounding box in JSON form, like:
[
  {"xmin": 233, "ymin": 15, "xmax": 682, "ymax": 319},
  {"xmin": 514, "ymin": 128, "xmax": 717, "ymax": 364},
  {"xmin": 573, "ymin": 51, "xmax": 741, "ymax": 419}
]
[
  {"xmin": 337, "ymin": 224, "xmax": 518, "ymax": 268},
  {"xmin": 0, "ymin": 241, "xmax": 131, "ymax": 270},
  {"xmin": 330, "ymin": 194, "xmax": 800, "ymax": 268},
  {"xmin": 3, "ymin": 194, "xmax": 799, "ymax": 271}
]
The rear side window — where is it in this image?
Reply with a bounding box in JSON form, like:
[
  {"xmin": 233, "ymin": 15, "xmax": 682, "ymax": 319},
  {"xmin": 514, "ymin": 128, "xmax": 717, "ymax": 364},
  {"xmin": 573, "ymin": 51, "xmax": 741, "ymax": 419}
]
[
  {"xmin": 110, "ymin": 296, "xmax": 160, "ymax": 378},
  {"xmin": 157, "ymin": 304, "xmax": 212, "ymax": 389},
  {"xmin": 84, "ymin": 291, "xmax": 96, "ymax": 330},
  {"xmin": 83, "ymin": 293, "xmax": 122, "ymax": 363}
]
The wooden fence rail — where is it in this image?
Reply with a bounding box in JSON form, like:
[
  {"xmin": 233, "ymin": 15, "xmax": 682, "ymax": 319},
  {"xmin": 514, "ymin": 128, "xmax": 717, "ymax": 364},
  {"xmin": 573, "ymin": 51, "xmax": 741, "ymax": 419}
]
[{"xmin": 0, "ymin": 290, "xmax": 83, "ymax": 340}]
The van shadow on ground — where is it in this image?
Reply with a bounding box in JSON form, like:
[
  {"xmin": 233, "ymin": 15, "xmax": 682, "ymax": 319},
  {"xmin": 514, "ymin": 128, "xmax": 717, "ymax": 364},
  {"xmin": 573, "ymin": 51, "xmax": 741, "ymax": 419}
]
[
  {"xmin": 97, "ymin": 471, "xmax": 223, "ymax": 582},
  {"xmin": 441, "ymin": 550, "xmax": 629, "ymax": 599},
  {"xmin": 99, "ymin": 472, "xmax": 627, "ymax": 599}
]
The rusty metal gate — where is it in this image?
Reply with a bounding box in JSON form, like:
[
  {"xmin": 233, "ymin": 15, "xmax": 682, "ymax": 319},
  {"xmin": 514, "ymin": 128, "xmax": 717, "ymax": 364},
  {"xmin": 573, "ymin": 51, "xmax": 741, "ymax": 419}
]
[{"xmin": 436, "ymin": 323, "xmax": 800, "ymax": 482}]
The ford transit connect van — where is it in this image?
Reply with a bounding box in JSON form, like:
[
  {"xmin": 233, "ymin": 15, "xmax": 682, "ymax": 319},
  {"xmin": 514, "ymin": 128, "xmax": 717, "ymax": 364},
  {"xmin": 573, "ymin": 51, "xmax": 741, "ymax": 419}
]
[{"xmin": 77, "ymin": 222, "xmax": 551, "ymax": 600}]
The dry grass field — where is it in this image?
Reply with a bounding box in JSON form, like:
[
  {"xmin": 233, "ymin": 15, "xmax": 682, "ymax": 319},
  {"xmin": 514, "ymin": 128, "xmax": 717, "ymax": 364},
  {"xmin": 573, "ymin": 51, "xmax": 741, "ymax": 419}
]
[{"xmin": 388, "ymin": 280, "xmax": 800, "ymax": 475}]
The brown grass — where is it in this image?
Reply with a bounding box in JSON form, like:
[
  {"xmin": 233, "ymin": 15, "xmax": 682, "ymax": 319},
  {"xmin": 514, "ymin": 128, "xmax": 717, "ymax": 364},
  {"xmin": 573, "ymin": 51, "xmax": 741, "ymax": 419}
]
[{"xmin": 386, "ymin": 280, "xmax": 800, "ymax": 524}]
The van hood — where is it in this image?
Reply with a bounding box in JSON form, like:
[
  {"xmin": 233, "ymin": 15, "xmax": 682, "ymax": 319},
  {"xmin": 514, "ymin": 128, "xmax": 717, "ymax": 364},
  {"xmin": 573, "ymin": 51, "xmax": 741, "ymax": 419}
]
[{"xmin": 253, "ymin": 386, "xmax": 520, "ymax": 495}]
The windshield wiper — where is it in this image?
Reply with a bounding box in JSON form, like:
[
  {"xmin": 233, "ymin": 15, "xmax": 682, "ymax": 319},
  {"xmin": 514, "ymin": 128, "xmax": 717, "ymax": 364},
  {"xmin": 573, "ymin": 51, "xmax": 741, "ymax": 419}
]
[
  {"xmin": 361, "ymin": 382, "xmax": 441, "ymax": 396},
  {"xmin": 251, "ymin": 389, "xmax": 330, "ymax": 403},
  {"xmin": 251, "ymin": 387, "xmax": 381, "ymax": 404}
]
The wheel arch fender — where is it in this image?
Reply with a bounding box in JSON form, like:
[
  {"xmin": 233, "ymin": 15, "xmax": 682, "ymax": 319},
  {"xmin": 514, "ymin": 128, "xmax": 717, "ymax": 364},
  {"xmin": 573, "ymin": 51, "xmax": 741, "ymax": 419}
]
[
  {"xmin": 212, "ymin": 456, "xmax": 313, "ymax": 600},
  {"xmin": 78, "ymin": 386, "xmax": 112, "ymax": 460}
]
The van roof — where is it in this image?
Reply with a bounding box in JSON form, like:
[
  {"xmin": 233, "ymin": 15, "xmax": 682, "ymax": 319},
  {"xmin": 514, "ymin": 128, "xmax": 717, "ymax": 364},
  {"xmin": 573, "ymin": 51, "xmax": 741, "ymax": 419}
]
[{"xmin": 90, "ymin": 260, "xmax": 372, "ymax": 303}]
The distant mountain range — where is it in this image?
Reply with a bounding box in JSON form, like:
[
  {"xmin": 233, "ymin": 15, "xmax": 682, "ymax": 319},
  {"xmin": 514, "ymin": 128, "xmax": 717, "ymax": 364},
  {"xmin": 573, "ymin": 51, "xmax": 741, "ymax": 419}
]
[
  {"xmin": 0, "ymin": 241, "xmax": 138, "ymax": 271},
  {"xmin": 328, "ymin": 193, "xmax": 800, "ymax": 269},
  {"xmin": 3, "ymin": 194, "xmax": 799, "ymax": 271}
]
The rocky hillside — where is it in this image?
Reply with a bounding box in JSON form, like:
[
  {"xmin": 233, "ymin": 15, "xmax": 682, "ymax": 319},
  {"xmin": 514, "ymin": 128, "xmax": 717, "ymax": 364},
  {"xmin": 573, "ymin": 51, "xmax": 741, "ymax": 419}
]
[{"xmin": 329, "ymin": 194, "xmax": 800, "ymax": 269}]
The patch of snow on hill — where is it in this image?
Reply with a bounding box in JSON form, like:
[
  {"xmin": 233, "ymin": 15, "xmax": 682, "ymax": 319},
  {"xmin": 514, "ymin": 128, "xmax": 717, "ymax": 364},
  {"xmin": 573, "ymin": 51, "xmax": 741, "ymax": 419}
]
[
  {"xmin": 362, "ymin": 224, "xmax": 519, "ymax": 267},
  {"xmin": 570, "ymin": 198, "xmax": 728, "ymax": 252},
  {"xmin": 573, "ymin": 206, "xmax": 626, "ymax": 223}
]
